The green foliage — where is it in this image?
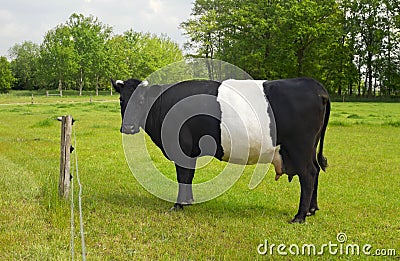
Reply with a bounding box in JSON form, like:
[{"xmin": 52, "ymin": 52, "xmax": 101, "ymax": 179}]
[
  {"xmin": 39, "ymin": 24, "xmax": 79, "ymax": 90},
  {"xmin": 341, "ymin": 0, "xmax": 398, "ymax": 96},
  {"xmin": 7, "ymin": 13, "xmax": 184, "ymax": 92},
  {"xmin": 181, "ymin": 0, "xmax": 344, "ymax": 81},
  {"xmin": 66, "ymin": 13, "xmax": 113, "ymax": 95},
  {"xmin": 181, "ymin": 0, "xmax": 400, "ymax": 96},
  {"xmin": 8, "ymin": 41, "xmax": 40, "ymax": 90},
  {"xmin": 0, "ymin": 57, "xmax": 15, "ymax": 92},
  {"xmin": 121, "ymin": 30, "xmax": 184, "ymax": 80}
]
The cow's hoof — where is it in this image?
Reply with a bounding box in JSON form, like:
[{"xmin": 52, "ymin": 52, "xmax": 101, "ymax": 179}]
[
  {"xmin": 307, "ymin": 207, "xmax": 319, "ymax": 216},
  {"xmin": 170, "ymin": 203, "xmax": 184, "ymax": 211},
  {"xmin": 290, "ymin": 217, "xmax": 306, "ymax": 224}
]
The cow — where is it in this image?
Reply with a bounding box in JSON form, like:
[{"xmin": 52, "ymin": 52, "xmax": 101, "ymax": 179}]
[{"xmin": 111, "ymin": 77, "xmax": 330, "ymax": 223}]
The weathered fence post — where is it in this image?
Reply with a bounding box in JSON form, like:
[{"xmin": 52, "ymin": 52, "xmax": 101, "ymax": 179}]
[{"xmin": 59, "ymin": 115, "xmax": 73, "ymax": 198}]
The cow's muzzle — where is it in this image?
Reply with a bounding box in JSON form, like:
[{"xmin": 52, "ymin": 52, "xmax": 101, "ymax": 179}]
[{"xmin": 120, "ymin": 125, "xmax": 140, "ymax": 135}]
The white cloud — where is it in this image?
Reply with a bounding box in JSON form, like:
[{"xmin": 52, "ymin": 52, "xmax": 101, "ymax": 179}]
[
  {"xmin": 148, "ymin": 0, "xmax": 163, "ymax": 14},
  {"xmin": 0, "ymin": 9, "xmax": 31, "ymax": 55},
  {"xmin": 0, "ymin": 9, "xmax": 13, "ymax": 20}
]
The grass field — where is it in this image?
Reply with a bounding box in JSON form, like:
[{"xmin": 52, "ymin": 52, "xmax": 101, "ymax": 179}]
[{"xmin": 0, "ymin": 92, "xmax": 399, "ymax": 260}]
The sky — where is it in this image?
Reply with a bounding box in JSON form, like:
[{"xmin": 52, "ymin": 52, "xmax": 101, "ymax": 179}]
[{"xmin": 0, "ymin": 0, "xmax": 194, "ymax": 57}]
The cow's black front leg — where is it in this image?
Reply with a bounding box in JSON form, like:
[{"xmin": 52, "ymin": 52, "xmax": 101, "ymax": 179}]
[
  {"xmin": 171, "ymin": 161, "xmax": 196, "ymax": 211},
  {"xmin": 291, "ymin": 172, "xmax": 315, "ymax": 223}
]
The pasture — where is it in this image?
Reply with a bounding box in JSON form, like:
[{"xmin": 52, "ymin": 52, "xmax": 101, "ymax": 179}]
[{"xmin": 0, "ymin": 92, "xmax": 399, "ymax": 260}]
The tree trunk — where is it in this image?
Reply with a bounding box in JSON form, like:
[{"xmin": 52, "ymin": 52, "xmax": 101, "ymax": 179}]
[
  {"xmin": 367, "ymin": 51, "xmax": 373, "ymax": 97},
  {"xmin": 79, "ymin": 68, "xmax": 83, "ymax": 96},
  {"xmin": 357, "ymin": 56, "xmax": 361, "ymax": 96},
  {"xmin": 58, "ymin": 79, "xmax": 63, "ymax": 97},
  {"xmin": 338, "ymin": 35, "xmax": 345, "ymax": 96},
  {"xmin": 386, "ymin": 7, "xmax": 391, "ymax": 97},
  {"xmin": 95, "ymin": 74, "xmax": 99, "ymax": 96}
]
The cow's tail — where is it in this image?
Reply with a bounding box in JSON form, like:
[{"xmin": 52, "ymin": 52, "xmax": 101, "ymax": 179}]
[{"xmin": 317, "ymin": 96, "xmax": 330, "ymax": 172}]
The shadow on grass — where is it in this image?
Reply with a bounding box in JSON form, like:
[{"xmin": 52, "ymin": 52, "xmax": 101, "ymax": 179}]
[{"xmin": 90, "ymin": 189, "xmax": 292, "ymax": 222}]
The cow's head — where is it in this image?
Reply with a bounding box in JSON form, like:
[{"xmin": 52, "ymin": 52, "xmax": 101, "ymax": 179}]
[{"xmin": 111, "ymin": 78, "xmax": 149, "ymax": 134}]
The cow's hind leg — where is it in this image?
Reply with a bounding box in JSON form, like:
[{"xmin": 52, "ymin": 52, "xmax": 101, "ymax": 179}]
[
  {"xmin": 308, "ymin": 159, "xmax": 321, "ymax": 216},
  {"xmin": 171, "ymin": 161, "xmax": 196, "ymax": 211},
  {"xmin": 291, "ymin": 165, "xmax": 316, "ymax": 223}
]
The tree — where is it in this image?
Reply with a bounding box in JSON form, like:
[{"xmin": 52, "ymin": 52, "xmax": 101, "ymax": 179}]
[
  {"xmin": 350, "ymin": 0, "xmax": 385, "ymax": 96},
  {"xmin": 377, "ymin": 0, "xmax": 400, "ymax": 96},
  {"xmin": 339, "ymin": 0, "xmax": 400, "ymax": 96},
  {"xmin": 39, "ymin": 24, "xmax": 78, "ymax": 92},
  {"xmin": 8, "ymin": 41, "xmax": 40, "ymax": 90},
  {"xmin": 181, "ymin": 0, "xmax": 344, "ymax": 86},
  {"xmin": 131, "ymin": 32, "xmax": 184, "ymax": 79},
  {"xmin": 182, "ymin": 0, "xmax": 400, "ymax": 96},
  {"xmin": 108, "ymin": 30, "xmax": 184, "ymax": 79},
  {"xmin": 0, "ymin": 57, "xmax": 15, "ymax": 92},
  {"xmin": 67, "ymin": 13, "xmax": 112, "ymax": 95},
  {"xmin": 6, "ymin": 13, "xmax": 184, "ymax": 93},
  {"xmin": 180, "ymin": 0, "xmax": 223, "ymax": 60},
  {"xmin": 105, "ymin": 34, "xmax": 131, "ymax": 93}
]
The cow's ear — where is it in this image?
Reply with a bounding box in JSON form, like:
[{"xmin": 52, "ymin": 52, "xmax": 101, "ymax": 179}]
[
  {"xmin": 110, "ymin": 78, "xmax": 123, "ymax": 93},
  {"xmin": 138, "ymin": 80, "xmax": 149, "ymax": 88}
]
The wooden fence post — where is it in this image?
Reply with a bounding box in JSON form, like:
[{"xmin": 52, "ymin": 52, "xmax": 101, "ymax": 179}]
[{"xmin": 59, "ymin": 115, "xmax": 73, "ymax": 198}]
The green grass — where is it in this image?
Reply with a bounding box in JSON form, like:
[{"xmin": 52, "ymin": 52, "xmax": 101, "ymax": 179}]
[{"xmin": 0, "ymin": 96, "xmax": 399, "ymax": 260}]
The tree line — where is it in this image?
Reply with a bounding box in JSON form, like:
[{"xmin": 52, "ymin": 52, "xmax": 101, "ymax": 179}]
[
  {"xmin": 1, "ymin": 1, "xmax": 400, "ymax": 97},
  {"xmin": 1, "ymin": 13, "xmax": 183, "ymax": 94},
  {"xmin": 181, "ymin": 0, "xmax": 400, "ymax": 97}
]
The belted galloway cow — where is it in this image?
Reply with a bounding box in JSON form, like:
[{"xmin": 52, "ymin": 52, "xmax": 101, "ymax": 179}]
[{"xmin": 111, "ymin": 77, "xmax": 330, "ymax": 223}]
